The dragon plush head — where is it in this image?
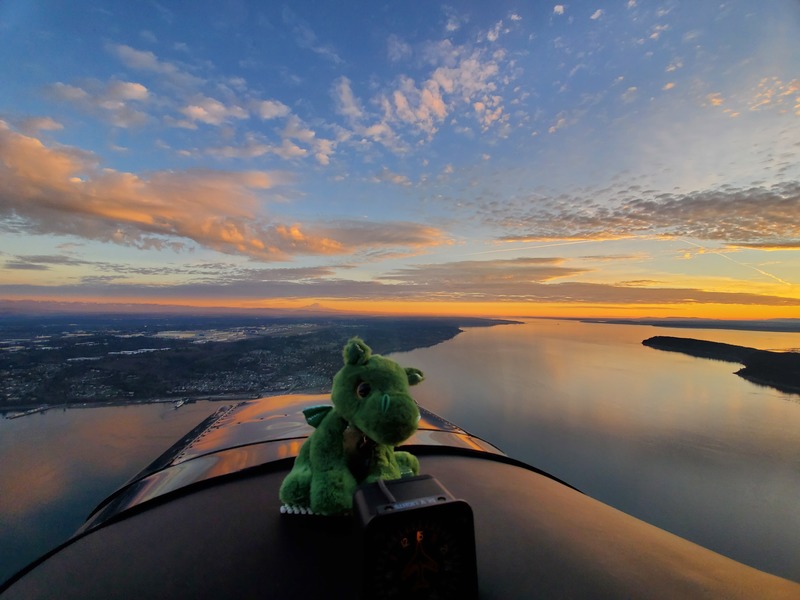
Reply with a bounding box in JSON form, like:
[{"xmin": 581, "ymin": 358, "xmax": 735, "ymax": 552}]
[{"xmin": 332, "ymin": 338, "xmax": 423, "ymax": 446}]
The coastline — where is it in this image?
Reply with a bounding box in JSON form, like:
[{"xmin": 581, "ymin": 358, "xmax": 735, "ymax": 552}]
[
  {"xmin": 643, "ymin": 336, "xmax": 800, "ymax": 395},
  {"xmin": 579, "ymin": 317, "xmax": 800, "ymax": 333},
  {"xmin": 1, "ymin": 315, "xmax": 515, "ymax": 414}
]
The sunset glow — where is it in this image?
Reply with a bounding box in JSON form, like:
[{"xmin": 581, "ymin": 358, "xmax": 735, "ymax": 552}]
[{"xmin": 1, "ymin": 1, "xmax": 798, "ymax": 318}]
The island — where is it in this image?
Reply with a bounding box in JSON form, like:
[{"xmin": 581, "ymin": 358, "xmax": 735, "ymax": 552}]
[{"xmin": 643, "ymin": 336, "xmax": 800, "ymax": 395}]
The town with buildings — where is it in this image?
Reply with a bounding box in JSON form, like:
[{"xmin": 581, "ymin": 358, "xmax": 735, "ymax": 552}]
[{"xmin": 0, "ymin": 314, "xmax": 508, "ymax": 413}]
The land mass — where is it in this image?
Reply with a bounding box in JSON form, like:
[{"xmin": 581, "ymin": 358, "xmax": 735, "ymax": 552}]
[
  {"xmin": 1, "ymin": 314, "xmax": 519, "ymax": 412},
  {"xmin": 643, "ymin": 336, "xmax": 800, "ymax": 395},
  {"xmin": 581, "ymin": 317, "xmax": 800, "ymax": 333}
]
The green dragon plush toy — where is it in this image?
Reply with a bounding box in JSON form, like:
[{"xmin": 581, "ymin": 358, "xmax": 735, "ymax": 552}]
[{"xmin": 279, "ymin": 337, "xmax": 423, "ymax": 515}]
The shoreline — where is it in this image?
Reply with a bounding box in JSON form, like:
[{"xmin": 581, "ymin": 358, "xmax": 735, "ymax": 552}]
[
  {"xmin": 1, "ymin": 388, "xmax": 333, "ymax": 418},
  {"xmin": 643, "ymin": 336, "xmax": 800, "ymax": 396},
  {"xmin": 580, "ymin": 317, "xmax": 800, "ymax": 333},
  {"xmin": 2, "ymin": 315, "xmax": 512, "ymax": 414}
]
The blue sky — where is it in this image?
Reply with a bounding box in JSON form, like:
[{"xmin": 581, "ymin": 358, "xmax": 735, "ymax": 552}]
[{"xmin": 1, "ymin": 0, "xmax": 799, "ymax": 317}]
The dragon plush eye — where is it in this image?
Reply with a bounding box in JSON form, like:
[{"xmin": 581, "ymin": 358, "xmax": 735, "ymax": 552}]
[{"xmin": 356, "ymin": 381, "xmax": 371, "ymax": 399}]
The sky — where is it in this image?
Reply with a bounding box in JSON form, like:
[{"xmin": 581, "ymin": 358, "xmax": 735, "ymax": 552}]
[{"xmin": 1, "ymin": 0, "xmax": 799, "ymax": 319}]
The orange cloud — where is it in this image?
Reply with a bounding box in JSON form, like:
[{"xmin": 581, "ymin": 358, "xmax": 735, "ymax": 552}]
[
  {"xmin": 0, "ymin": 124, "xmax": 446, "ymax": 260},
  {"xmin": 750, "ymin": 77, "xmax": 800, "ymax": 113}
]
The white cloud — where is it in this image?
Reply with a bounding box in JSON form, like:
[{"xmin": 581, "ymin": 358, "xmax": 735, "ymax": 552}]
[
  {"xmin": 273, "ymin": 139, "xmax": 308, "ymax": 160},
  {"xmin": 373, "ymin": 167, "xmax": 412, "ymax": 186},
  {"xmin": 548, "ymin": 115, "xmax": 567, "ymax": 134},
  {"xmin": 665, "ymin": 59, "xmax": 684, "ymax": 72},
  {"xmin": 333, "ymin": 77, "xmax": 364, "ymax": 122},
  {"xmin": 590, "ymin": 9, "xmax": 604, "ymax": 20},
  {"xmin": 50, "ymin": 81, "xmax": 150, "ymax": 128},
  {"xmin": 621, "ymin": 86, "xmax": 638, "ymax": 103},
  {"xmin": 331, "ymin": 36, "xmax": 510, "ymax": 154},
  {"xmin": 180, "ymin": 96, "xmax": 247, "ymax": 126},
  {"xmin": 443, "ymin": 6, "xmax": 467, "ymax": 32},
  {"xmin": 280, "ymin": 115, "xmax": 336, "ymax": 165},
  {"xmin": 139, "ymin": 30, "xmax": 157, "ymax": 44},
  {"xmin": 473, "ymin": 97, "xmax": 504, "ymax": 130},
  {"xmin": 254, "ymin": 99, "xmax": 290, "ymax": 120},
  {"xmin": 361, "ymin": 121, "xmax": 404, "ymax": 152},
  {"xmin": 553, "ymin": 5, "xmax": 565, "ymax": 16},
  {"xmin": 487, "ymin": 21, "xmax": 504, "ymax": 42},
  {"xmin": 111, "ymin": 44, "xmax": 164, "ymax": 71},
  {"xmin": 18, "ymin": 117, "xmax": 63, "ymax": 134},
  {"xmin": 108, "ymin": 44, "xmax": 203, "ymax": 88},
  {"xmin": 282, "ymin": 114, "xmax": 315, "ymax": 144},
  {"xmin": 106, "ymin": 81, "xmax": 149, "ymax": 101},
  {"xmin": 282, "ymin": 6, "xmax": 343, "ymax": 65},
  {"xmin": 387, "ymin": 34, "xmax": 412, "ymax": 62},
  {"xmin": 50, "ymin": 83, "xmax": 89, "ymax": 102},
  {"xmin": 649, "ymin": 24, "xmax": 669, "ymax": 40},
  {"xmin": 314, "ymin": 138, "xmax": 335, "ymax": 166},
  {"xmin": 386, "ymin": 75, "xmax": 448, "ymax": 137}
]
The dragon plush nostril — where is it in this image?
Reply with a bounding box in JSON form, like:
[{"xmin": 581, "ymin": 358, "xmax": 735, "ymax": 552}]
[{"xmin": 380, "ymin": 394, "xmax": 391, "ymax": 413}]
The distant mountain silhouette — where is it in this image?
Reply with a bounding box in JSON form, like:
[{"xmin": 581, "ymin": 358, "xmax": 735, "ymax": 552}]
[{"xmin": 643, "ymin": 336, "xmax": 800, "ymax": 395}]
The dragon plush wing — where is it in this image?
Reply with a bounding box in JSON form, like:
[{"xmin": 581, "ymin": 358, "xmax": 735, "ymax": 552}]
[{"xmin": 302, "ymin": 405, "xmax": 333, "ymax": 428}]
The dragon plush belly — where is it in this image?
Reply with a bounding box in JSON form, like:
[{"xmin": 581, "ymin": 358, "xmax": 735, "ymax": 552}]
[{"xmin": 279, "ymin": 338, "xmax": 423, "ymax": 515}]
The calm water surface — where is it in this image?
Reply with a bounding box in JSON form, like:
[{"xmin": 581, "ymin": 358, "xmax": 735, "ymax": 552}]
[
  {"xmin": 2, "ymin": 320, "xmax": 799, "ymax": 583},
  {"xmin": 0, "ymin": 401, "xmax": 223, "ymax": 583},
  {"xmin": 390, "ymin": 320, "xmax": 800, "ymax": 582}
]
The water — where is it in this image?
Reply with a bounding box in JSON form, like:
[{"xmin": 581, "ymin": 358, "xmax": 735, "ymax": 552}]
[
  {"xmin": 2, "ymin": 319, "xmax": 799, "ymax": 584},
  {"xmin": 0, "ymin": 401, "xmax": 223, "ymax": 583},
  {"xmin": 389, "ymin": 320, "xmax": 800, "ymax": 582}
]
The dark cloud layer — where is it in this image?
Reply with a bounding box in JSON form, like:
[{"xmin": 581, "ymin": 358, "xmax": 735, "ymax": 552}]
[{"xmin": 3, "ymin": 257, "xmax": 797, "ymax": 307}]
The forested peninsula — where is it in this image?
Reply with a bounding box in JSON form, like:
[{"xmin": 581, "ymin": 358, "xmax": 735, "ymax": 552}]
[{"xmin": 643, "ymin": 336, "xmax": 800, "ymax": 395}]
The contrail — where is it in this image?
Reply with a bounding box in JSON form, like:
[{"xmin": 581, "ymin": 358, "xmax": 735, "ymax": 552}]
[
  {"xmin": 466, "ymin": 239, "xmax": 599, "ymax": 256},
  {"xmin": 680, "ymin": 238, "xmax": 793, "ymax": 286}
]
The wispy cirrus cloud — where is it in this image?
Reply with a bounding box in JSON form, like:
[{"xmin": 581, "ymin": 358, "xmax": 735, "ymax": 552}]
[
  {"xmin": 48, "ymin": 80, "xmax": 150, "ymax": 128},
  {"xmin": 16, "ymin": 117, "xmax": 63, "ymax": 135},
  {"xmin": 281, "ymin": 6, "xmax": 343, "ymax": 65},
  {"xmin": 108, "ymin": 43, "xmax": 204, "ymax": 88},
  {"xmin": 387, "ymin": 34, "xmax": 412, "ymax": 62}
]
